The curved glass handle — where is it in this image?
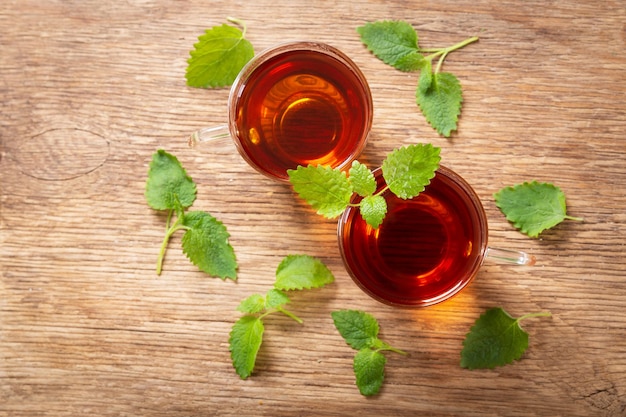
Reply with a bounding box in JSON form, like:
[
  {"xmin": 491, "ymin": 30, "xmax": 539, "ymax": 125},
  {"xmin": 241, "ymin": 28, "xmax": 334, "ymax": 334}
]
[
  {"xmin": 485, "ymin": 247, "xmax": 536, "ymax": 266},
  {"xmin": 188, "ymin": 124, "xmax": 230, "ymax": 148}
]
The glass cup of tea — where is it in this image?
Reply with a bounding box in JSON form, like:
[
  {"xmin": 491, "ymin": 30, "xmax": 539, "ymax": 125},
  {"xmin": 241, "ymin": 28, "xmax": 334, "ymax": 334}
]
[
  {"xmin": 188, "ymin": 41, "xmax": 373, "ymax": 182},
  {"xmin": 338, "ymin": 165, "xmax": 536, "ymax": 308}
]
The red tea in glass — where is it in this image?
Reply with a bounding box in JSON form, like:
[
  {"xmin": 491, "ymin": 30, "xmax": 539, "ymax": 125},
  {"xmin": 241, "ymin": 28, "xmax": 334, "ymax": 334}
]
[
  {"xmin": 227, "ymin": 42, "xmax": 373, "ymax": 181},
  {"xmin": 338, "ymin": 166, "xmax": 489, "ymax": 307}
]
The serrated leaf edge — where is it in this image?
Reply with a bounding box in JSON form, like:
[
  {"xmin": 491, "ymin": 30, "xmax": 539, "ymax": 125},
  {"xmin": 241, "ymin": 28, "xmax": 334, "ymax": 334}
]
[
  {"xmin": 274, "ymin": 254, "xmax": 335, "ymax": 291},
  {"xmin": 415, "ymin": 72, "xmax": 463, "ymax": 137},
  {"xmin": 460, "ymin": 307, "xmax": 528, "ymax": 370},
  {"xmin": 353, "ymin": 348, "xmax": 387, "ymax": 396},
  {"xmin": 145, "ymin": 149, "xmax": 197, "ymax": 211},
  {"xmin": 229, "ymin": 316, "xmax": 264, "ymax": 379},
  {"xmin": 185, "ymin": 23, "xmax": 254, "ymax": 89},
  {"xmin": 357, "ymin": 20, "xmax": 420, "ymax": 69},
  {"xmin": 494, "ymin": 181, "xmax": 568, "ymax": 238},
  {"xmin": 180, "ymin": 212, "xmax": 238, "ymax": 280}
]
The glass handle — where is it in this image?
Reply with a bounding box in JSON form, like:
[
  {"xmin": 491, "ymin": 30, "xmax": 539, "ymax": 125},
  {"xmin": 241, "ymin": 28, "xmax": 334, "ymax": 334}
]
[
  {"xmin": 188, "ymin": 124, "xmax": 231, "ymax": 148},
  {"xmin": 485, "ymin": 246, "xmax": 536, "ymax": 266}
]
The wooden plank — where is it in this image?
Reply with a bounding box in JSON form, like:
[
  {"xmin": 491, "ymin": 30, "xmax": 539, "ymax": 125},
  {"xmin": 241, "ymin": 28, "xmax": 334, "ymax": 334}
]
[{"xmin": 1, "ymin": 1, "xmax": 625, "ymax": 415}]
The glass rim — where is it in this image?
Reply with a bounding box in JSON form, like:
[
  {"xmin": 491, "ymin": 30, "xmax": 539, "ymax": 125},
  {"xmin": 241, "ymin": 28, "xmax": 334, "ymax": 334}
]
[{"xmin": 226, "ymin": 41, "xmax": 373, "ymax": 182}]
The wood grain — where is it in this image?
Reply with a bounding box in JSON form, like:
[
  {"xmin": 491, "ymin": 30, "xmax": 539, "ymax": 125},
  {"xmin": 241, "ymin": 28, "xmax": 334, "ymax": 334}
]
[{"xmin": 1, "ymin": 1, "xmax": 625, "ymax": 416}]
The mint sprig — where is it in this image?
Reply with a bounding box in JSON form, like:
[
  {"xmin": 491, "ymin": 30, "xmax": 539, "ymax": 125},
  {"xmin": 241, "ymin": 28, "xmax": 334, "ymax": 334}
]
[
  {"xmin": 186, "ymin": 17, "xmax": 255, "ymax": 88},
  {"xmin": 461, "ymin": 307, "xmax": 551, "ymax": 370},
  {"xmin": 494, "ymin": 181, "xmax": 583, "ymax": 238},
  {"xmin": 229, "ymin": 255, "xmax": 335, "ymax": 379},
  {"xmin": 145, "ymin": 150, "xmax": 237, "ymax": 279},
  {"xmin": 288, "ymin": 144, "xmax": 441, "ymax": 229},
  {"xmin": 358, "ymin": 20, "xmax": 478, "ymax": 137},
  {"xmin": 332, "ymin": 310, "xmax": 407, "ymax": 396}
]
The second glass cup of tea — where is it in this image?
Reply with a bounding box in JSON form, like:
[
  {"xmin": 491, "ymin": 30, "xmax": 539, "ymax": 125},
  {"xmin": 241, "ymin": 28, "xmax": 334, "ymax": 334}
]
[
  {"xmin": 189, "ymin": 41, "xmax": 373, "ymax": 182},
  {"xmin": 338, "ymin": 166, "xmax": 536, "ymax": 308}
]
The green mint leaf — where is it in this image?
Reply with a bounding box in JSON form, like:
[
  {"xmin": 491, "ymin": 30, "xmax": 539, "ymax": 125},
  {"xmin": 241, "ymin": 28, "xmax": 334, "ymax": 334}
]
[
  {"xmin": 460, "ymin": 307, "xmax": 551, "ymax": 370},
  {"xmin": 229, "ymin": 315, "xmax": 264, "ymax": 379},
  {"xmin": 417, "ymin": 60, "xmax": 433, "ymax": 93},
  {"xmin": 145, "ymin": 150, "xmax": 197, "ymax": 210},
  {"xmin": 382, "ymin": 144, "xmax": 441, "ymax": 199},
  {"xmin": 348, "ymin": 161, "xmax": 376, "ymax": 197},
  {"xmin": 357, "ymin": 20, "xmax": 420, "ymax": 71},
  {"xmin": 360, "ymin": 195, "xmax": 387, "ymax": 229},
  {"xmin": 274, "ymin": 254, "xmax": 335, "ymax": 291},
  {"xmin": 494, "ymin": 181, "xmax": 582, "ymax": 238},
  {"xmin": 416, "ymin": 71, "xmax": 463, "ymax": 137},
  {"xmin": 331, "ymin": 310, "xmax": 380, "ymax": 350},
  {"xmin": 181, "ymin": 211, "xmax": 238, "ymax": 280},
  {"xmin": 237, "ymin": 294, "xmax": 266, "ymax": 314},
  {"xmin": 288, "ymin": 165, "xmax": 353, "ymax": 218},
  {"xmin": 394, "ymin": 51, "xmax": 427, "ymax": 72},
  {"xmin": 264, "ymin": 289, "xmax": 290, "ymax": 309},
  {"xmin": 353, "ymin": 348, "xmax": 387, "ymax": 396},
  {"xmin": 461, "ymin": 308, "xmax": 524, "ymax": 370},
  {"xmin": 186, "ymin": 20, "xmax": 254, "ymax": 88}
]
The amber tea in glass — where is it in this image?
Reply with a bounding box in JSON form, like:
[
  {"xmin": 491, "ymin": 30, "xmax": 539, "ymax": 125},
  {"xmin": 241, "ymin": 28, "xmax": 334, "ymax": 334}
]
[
  {"xmin": 338, "ymin": 166, "xmax": 535, "ymax": 307},
  {"xmin": 190, "ymin": 42, "xmax": 373, "ymax": 182}
]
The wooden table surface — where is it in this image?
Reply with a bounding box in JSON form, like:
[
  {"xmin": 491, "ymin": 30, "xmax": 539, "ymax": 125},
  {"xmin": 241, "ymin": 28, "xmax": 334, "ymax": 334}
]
[{"xmin": 2, "ymin": 1, "xmax": 625, "ymax": 416}]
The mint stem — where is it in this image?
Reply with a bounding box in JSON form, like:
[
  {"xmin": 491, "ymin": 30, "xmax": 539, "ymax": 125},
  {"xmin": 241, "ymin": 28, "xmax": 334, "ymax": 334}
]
[
  {"xmin": 565, "ymin": 215, "xmax": 584, "ymax": 222},
  {"xmin": 156, "ymin": 232, "xmax": 172, "ymax": 276},
  {"xmin": 423, "ymin": 36, "xmax": 479, "ymax": 74},
  {"xmin": 259, "ymin": 307, "xmax": 304, "ymax": 324},
  {"xmin": 227, "ymin": 16, "xmax": 247, "ymax": 38},
  {"xmin": 156, "ymin": 216, "xmax": 188, "ymax": 275},
  {"xmin": 165, "ymin": 208, "xmax": 174, "ymax": 231},
  {"xmin": 517, "ymin": 311, "xmax": 552, "ymax": 322},
  {"xmin": 374, "ymin": 185, "xmax": 390, "ymax": 197},
  {"xmin": 379, "ymin": 345, "xmax": 408, "ymax": 356},
  {"xmin": 276, "ymin": 306, "xmax": 303, "ymax": 324}
]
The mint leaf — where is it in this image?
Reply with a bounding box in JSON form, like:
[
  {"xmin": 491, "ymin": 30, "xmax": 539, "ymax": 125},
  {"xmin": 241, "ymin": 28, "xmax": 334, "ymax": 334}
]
[
  {"xmin": 357, "ymin": 20, "xmax": 420, "ymax": 70},
  {"xmin": 237, "ymin": 294, "xmax": 266, "ymax": 314},
  {"xmin": 349, "ymin": 161, "xmax": 376, "ymax": 197},
  {"xmin": 274, "ymin": 254, "xmax": 335, "ymax": 291},
  {"xmin": 360, "ymin": 195, "xmax": 387, "ymax": 229},
  {"xmin": 382, "ymin": 143, "xmax": 441, "ymax": 199},
  {"xmin": 417, "ymin": 60, "xmax": 433, "ymax": 93},
  {"xmin": 181, "ymin": 211, "xmax": 237, "ymax": 280},
  {"xmin": 460, "ymin": 307, "xmax": 551, "ymax": 370},
  {"xmin": 331, "ymin": 310, "xmax": 380, "ymax": 350},
  {"xmin": 494, "ymin": 181, "xmax": 583, "ymax": 238},
  {"xmin": 186, "ymin": 19, "xmax": 255, "ymax": 88},
  {"xmin": 353, "ymin": 348, "xmax": 387, "ymax": 396},
  {"xmin": 288, "ymin": 165, "xmax": 353, "ymax": 218},
  {"xmin": 229, "ymin": 315, "xmax": 264, "ymax": 379},
  {"xmin": 395, "ymin": 50, "xmax": 427, "ymax": 72},
  {"xmin": 145, "ymin": 150, "xmax": 197, "ymax": 210},
  {"xmin": 264, "ymin": 289, "xmax": 290, "ymax": 309},
  {"xmin": 416, "ymin": 72, "xmax": 463, "ymax": 137}
]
